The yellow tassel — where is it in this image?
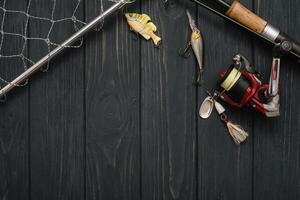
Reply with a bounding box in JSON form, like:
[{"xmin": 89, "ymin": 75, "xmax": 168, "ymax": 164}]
[{"xmin": 226, "ymin": 121, "xmax": 248, "ymax": 145}]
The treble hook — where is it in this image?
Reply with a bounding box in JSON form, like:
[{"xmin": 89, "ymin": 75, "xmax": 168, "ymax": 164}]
[
  {"xmin": 192, "ymin": 69, "xmax": 204, "ymax": 86},
  {"xmin": 178, "ymin": 41, "xmax": 191, "ymax": 58},
  {"xmin": 163, "ymin": 0, "xmax": 170, "ymax": 9},
  {"xmin": 163, "ymin": 0, "xmax": 176, "ymax": 10}
]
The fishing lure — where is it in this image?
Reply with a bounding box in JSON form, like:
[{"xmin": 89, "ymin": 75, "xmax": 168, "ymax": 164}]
[
  {"xmin": 180, "ymin": 10, "xmax": 204, "ymax": 86},
  {"xmin": 215, "ymin": 100, "xmax": 248, "ymax": 145},
  {"xmin": 199, "ymin": 92, "xmax": 248, "ymax": 145},
  {"xmin": 124, "ymin": 13, "xmax": 161, "ymax": 46}
]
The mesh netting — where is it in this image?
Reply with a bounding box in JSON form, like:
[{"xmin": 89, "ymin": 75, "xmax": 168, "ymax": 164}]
[{"xmin": 0, "ymin": 0, "xmax": 105, "ymax": 87}]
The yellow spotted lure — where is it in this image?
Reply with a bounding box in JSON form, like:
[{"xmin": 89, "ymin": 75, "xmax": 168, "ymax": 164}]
[{"xmin": 125, "ymin": 13, "xmax": 161, "ymax": 46}]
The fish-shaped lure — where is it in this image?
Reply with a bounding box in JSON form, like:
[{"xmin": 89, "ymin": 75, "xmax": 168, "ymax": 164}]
[
  {"xmin": 186, "ymin": 10, "xmax": 204, "ymax": 85},
  {"xmin": 125, "ymin": 13, "xmax": 161, "ymax": 46}
]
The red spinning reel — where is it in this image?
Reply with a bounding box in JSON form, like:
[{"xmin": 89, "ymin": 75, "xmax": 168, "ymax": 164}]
[{"xmin": 218, "ymin": 54, "xmax": 280, "ymax": 117}]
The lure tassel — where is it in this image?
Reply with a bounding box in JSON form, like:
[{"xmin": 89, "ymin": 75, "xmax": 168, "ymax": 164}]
[
  {"xmin": 215, "ymin": 100, "xmax": 248, "ymax": 145},
  {"xmin": 223, "ymin": 119, "xmax": 248, "ymax": 145}
]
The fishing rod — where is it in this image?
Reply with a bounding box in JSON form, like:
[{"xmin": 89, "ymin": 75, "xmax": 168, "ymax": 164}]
[
  {"xmin": 192, "ymin": 0, "xmax": 300, "ymax": 61},
  {"xmin": 194, "ymin": 0, "xmax": 300, "ymax": 133},
  {"xmin": 0, "ymin": 0, "xmax": 132, "ymax": 99}
]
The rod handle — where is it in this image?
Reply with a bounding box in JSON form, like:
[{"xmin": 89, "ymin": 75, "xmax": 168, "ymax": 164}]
[{"xmin": 226, "ymin": 1, "xmax": 267, "ymax": 33}]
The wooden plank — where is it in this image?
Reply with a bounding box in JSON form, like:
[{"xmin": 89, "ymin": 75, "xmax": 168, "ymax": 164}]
[
  {"xmin": 0, "ymin": 0, "xmax": 29, "ymax": 199},
  {"xmin": 141, "ymin": 1, "xmax": 197, "ymax": 199},
  {"xmin": 197, "ymin": 0, "xmax": 253, "ymax": 199},
  {"xmin": 85, "ymin": 1, "xmax": 140, "ymax": 200},
  {"xmin": 253, "ymin": 0, "xmax": 300, "ymax": 199},
  {"xmin": 29, "ymin": 0, "xmax": 85, "ymax": 199}
]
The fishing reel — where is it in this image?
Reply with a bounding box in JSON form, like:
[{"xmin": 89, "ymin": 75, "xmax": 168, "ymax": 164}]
[{"xmin": 217, "ymin": 54, "xmax": 280, "ymax": 117}]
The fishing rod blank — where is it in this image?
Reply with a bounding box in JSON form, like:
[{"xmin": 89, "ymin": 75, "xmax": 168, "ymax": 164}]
[
  {"xmin": 215, "ymin": 0, "xmax": 230, "ymax": 9},
  {"xmin": 192, "ymin": 0, "xmax": 300, "ymax": 61}
]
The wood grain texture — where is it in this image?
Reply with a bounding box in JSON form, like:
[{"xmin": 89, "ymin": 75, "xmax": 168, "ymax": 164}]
[
  {"xmin": 141, "ymin": 1, "xmax": 197, "ymax": 199},
  {"xmin": 1, "ymin": 0, "xmax": 300, "ymax": 200},
  {"xmin": 85, "ymin": 1, "xmax": 140, "ymax": 200},
  {"xmin": 0, "ymin": 0, "xmax": 29, "ymax": 199},
  {"xmin": 253, "ymin": 0, "xmax": 300, "ymax": 199},
  {"xmin": 197, "ymin": 0, "xmax": 253, "ymax": 199},
  {"xmin": 29, "ymin": 0, "xmax": 85, "ymax": 199}
]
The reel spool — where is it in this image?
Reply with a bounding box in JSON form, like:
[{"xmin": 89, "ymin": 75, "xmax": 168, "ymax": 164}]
[{"xmin": 220, "ymin": 65, "xmax": 251, "ymax": 103}]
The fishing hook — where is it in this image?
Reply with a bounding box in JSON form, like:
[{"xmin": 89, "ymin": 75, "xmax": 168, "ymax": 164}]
[
  {"xmin": 178, "ymin": 41, "xmax": 191, "ymax": 58},
  {"xmin": 179, "ymin": 40, "xmax": 204, "ymax": 86},
  {"xmin": 163, "ymin": 0, "xmax": 176, "ymax": 10},
  {"xmin": 192, "ymin": 70, "xmax": 204, "ymax": 86}
]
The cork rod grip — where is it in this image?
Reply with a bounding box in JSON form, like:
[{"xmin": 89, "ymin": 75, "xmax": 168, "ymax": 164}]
[{"xmin": 226, "ymin": 1, "xmax": 267, "ymax": 33}]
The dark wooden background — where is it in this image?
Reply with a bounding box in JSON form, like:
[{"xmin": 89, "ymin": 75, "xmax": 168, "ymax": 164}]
[{"xmin": 1, "ymin": 0, "xmax": 300, "ymax": 199}]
